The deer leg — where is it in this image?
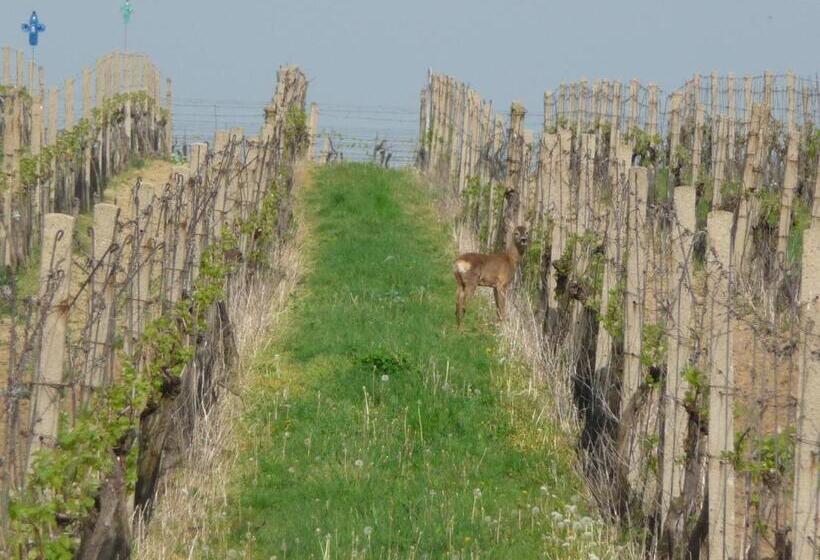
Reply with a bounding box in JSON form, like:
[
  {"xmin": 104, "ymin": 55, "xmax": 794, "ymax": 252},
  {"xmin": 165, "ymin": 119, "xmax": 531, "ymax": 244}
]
[
  {"xmin": 459, "ymin": 280, "xmax": 477, "ymax": 328},
  {"xmin": 493, "ymin": 287, "xmax": 502, "ymax": 320},
  {"xmin": 497, "ymin": 286, "xmax": 508, "ymax": 321},
  {"xmin": 455, "ymin": 272, "xmax": 466, "ymax": 329},
  {"xmin": 456, "ymin": 286, "xmax": 465, "ymax": 328}
]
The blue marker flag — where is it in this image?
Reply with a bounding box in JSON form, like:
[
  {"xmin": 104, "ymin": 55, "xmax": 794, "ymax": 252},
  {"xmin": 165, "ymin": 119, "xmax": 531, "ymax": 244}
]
[{"xmin": 22, "ymin": 11, "xmax": 46, "ymax": 47}]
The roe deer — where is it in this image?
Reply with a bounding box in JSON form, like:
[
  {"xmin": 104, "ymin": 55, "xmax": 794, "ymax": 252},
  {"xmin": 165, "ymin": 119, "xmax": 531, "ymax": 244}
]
[{"xmin": 453, "ymin": 226, "xmax": 529, "ymax": 328}]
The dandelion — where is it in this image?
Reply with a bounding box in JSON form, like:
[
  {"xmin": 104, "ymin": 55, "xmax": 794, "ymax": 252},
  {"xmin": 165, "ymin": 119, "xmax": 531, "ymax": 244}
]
[
  {"xmin": 550, "ymin": 511, "xmax": 563, "ymax": 522},
  {"xmin": 539, "ymin": 485, "xmax": 549, "ymax": 495},
  {"xmin": 473, "ymin": 488, "xmax": 482, "ymax": 498},
  {"xmin": 381, "ymin": 374, "xmax": 389, "ymax": 382},
  {"xmin": 531, "ymin": 506, "xmax": 541, "ymax": 515},
  {"xmin": 354, "ymin": 459, "xmax": 364, "ymax": 468},
  {"xmin": 288, "ymin": 466, "xmax": 296, "ymax": 474},
  {"xmin": 565, "ymin": 504, "xmax": 577, "ymax": 515},
  {"xmin": 363, "ymin": 526, "xmax": 373, "ymax": 537},
  {"xmin": 284, "ymin": 431, "xmax": 291, "ymax": 438},
  {"xmin": 483, "ymin": 515, "xmax": 493, "ymax": 524}
]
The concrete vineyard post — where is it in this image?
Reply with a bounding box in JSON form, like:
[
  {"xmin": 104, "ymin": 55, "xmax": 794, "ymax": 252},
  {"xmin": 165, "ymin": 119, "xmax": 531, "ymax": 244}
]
[
  {"xmin": 668, "ymin": 93, "xmax": 682, "ymax": 171},
  {"xmin": 166, "ymin": 79, "xmax": 173, "ymax": 155},
  {"xmin": 628, "ymin": 79, "xmax": 639, "ymax": 133},
  {"xmin": 2, "ymin": 46, "xmax": 9, "ymax": 86},
  {"xmin": 763, "ymin": 71, "xmax": 773, "ymax": 117},
  {"xmin": 503, "ymin": 102, "xmax": 526, "ymax": 238},
  {"xmin": 691, "ymin": 104, "xmax": 704, "ymax": 185},
  {"xmin": 28, "ymin": 60, "xmax": 36, "ymax": 95},
  {"xmin": 16, "ymin": 51, "xmax": 23, "ymax": 88},
  {"xmin": 622, "ymin": 167, "xmax": 649, "ymax": 416},
  {"xmin": 47, "ymin": 87, "xmax": 58, "ymax": 146},
  {"xmin": 610, "ymin": 81, "xmax": 622, "ymax": 158},
  {"xmin": 31, "ymin": 94, "xmax": 43, "ymax": 157},
  {"xmin": 733, "ymin": 104, "xmax": 763, "ymax": 273},
  {"xmin": 65, "ymin": 78, "xmax": 75, "ymax": 131},
  {"xmin": 83, "ymin": 68, "xmax": 92, "ymax": 119},
  {"xmin": 727, "ymin": 74, "xmax": 736, "ymax": 163},
  {"xmin": 706, "ymin": 210, "xmax": 736, "ymax": 560},
  {"xmin": 709, "ymin": 72, "xmax": 719, "ymax": 169},
  {"xmin": 134, "ymin": 186, "xmax": 158, "ymax": 341},
  {"xmin": 543, "ymin": 90, "xmax": 554, "ymax": 131},
  {"xmin": 1, "ymin": 95, "xmax": 21, "ymax": 267},
  {"xmin": 307, "ymin": 103, "xmax": 319, "ymax": 162},
  {"xmin": 647, "ymin": 84, "xmax": 658, "ymax": 138},
  {"xmin": 88, "ymin": 203, "xmax": 120, "ymax": 389},
  {"xmin": 661, "ymin": 185, "xmax": 696, "ymax": 526},
  {"xmin": 776, "ymin": 132, "xmax": 799, "ymax": 260},
  {"xmin": 787, "ymin": 71, "xmax": 796, "ymax": 136},
  {"xmin": 711, "ymin": 117, "xmax": 728, "ymax": 209},
  {"xmin": 577, "ymin": 134, "xmax": 595, "ymax": 234},
  {"xmin": 558, "ymin": 83, "xmax": 566, "ymax": 122},
  {"xmin": 28, "ymin": 214, "xmax": 75, "ymax": 470},
  {"xmin": 743, "ymin": 77, "xmax": 752, "ymax": 124},
  {"xmin": 227, "ymin": 128, "xmax": 244, "ymax": 225},
  {"xmin": 793, "ymin": 225, "xmax": 820, "ymax": 560},
  {"xmin": 813, "ymin": 154, "xmax": 820, "ymax": 223},
  {"xmin": 576, "ymin": 79, "xmax": 587, "ymax": 133}
]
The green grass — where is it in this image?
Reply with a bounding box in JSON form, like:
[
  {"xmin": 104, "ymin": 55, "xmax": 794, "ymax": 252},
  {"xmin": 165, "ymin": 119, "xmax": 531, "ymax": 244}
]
[{"xmin": 224, "ymin": 164, "xmax": 621, "ymax": 559}]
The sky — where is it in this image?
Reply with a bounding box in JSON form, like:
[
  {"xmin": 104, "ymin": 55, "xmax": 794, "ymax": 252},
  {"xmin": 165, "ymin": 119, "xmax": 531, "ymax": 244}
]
[{"xmin": 1, "ymin": 0, "xmax": 819, "ymax": 159}]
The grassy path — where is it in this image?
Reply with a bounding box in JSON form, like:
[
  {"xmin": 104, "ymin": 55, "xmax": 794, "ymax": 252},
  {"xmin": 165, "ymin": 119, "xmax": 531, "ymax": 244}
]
[{"xmin": 226, "ymin": 164, "xmax": 614, "ymax": 559}]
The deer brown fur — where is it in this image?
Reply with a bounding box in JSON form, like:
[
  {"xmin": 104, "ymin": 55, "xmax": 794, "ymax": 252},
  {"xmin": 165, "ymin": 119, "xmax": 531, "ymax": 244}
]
[{"xmin": 453, "ymin": 226, "xmax": 529, "ymax": 328}]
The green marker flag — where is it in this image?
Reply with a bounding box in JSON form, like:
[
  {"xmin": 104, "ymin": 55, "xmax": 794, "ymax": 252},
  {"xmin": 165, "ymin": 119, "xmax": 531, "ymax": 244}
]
[{"xmin": 121, "ymin": 1, "xmax": 134, "ymax": 25}]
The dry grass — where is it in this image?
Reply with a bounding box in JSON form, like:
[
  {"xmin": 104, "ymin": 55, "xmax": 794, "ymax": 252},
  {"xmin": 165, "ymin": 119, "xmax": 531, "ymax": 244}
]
[{"xmin": 132, "ymin": 163, "xmax": 311, "ymax": 559}]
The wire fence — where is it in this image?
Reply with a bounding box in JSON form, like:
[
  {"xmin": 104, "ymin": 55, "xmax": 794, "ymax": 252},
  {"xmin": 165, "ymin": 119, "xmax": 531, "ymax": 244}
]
[{"xmin": 171, "ymin": 97, "xmax": 420, "ymax": 166}]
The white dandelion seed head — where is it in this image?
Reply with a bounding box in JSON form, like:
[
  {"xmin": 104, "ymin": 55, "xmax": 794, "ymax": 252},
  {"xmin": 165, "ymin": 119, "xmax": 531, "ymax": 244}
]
[
  {"xmin": 539, "ymin": 485, "xmax": 549, "ymax": 495},
  {"xmin": 531, "ymin": 506, "xmax": 541, "ymax": 515},
  {"xmin": 354, "ymin": 459, "xmax": 364, "ymax": 468},
  {"xmin": 363, "ymin": 526, "xmax": 373, "ymax": 536},
  {"xmin": 381, "ymin": 374, "xmax": 389, "ymax": 382},
  {"xmin": 473, "ymin": 488, "xmax": 482, "ymax": 498}
]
